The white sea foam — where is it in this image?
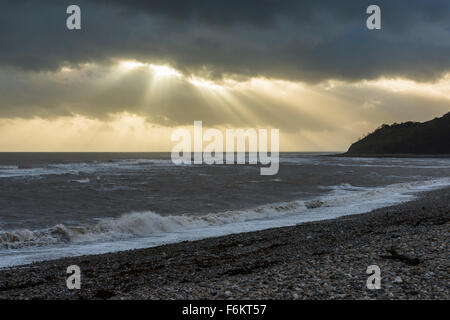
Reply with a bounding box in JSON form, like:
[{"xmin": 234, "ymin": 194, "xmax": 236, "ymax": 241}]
[
  {"xmin": 0, "ymin": 159, "xmax": 175, "ymax": 178},
  {"xmin": 0, "ymin": 200, "xmax": 310, "ymax": 249},
  {"xmin": 69, "ymin": 178, "xmax": 90, "ymax": 183},
  {"xmin": 1, "ymin": 156, "xmax": 448, "ymax": 178},
  {"xmin": 1, "ymin": 177, "xmax": 449, "ymax": 268}
]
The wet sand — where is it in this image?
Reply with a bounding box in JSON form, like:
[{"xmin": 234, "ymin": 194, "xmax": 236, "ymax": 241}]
[{"xmin": 0, "ymin": 187, "xmax": 449, "ymax": 300}]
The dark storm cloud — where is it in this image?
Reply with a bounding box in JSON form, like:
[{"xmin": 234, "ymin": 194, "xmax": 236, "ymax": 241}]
[{"xmin": 0, "ymin": 0, "xmax": 449, "ymax": 82}]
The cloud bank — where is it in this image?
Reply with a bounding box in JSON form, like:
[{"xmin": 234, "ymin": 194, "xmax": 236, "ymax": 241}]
[{"xmin": 1, "ymin": 0, "xmax": 449, "ymax": 82}]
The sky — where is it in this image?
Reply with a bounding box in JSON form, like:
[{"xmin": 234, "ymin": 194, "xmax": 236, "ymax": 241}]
[{"xmin": 0, "ymin": 0, "xmax": 449, "ymax": 151}]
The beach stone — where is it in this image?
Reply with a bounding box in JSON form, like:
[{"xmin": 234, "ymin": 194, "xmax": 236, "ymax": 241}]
[{"xmin": 394, "ymin": 277, "xmax": 403, "ymax": 284}]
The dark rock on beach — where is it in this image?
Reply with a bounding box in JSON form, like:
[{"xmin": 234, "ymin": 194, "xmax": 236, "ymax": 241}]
[{"xmin": 0, "ymin": 187, "xmax": 449, "ymax": 300}]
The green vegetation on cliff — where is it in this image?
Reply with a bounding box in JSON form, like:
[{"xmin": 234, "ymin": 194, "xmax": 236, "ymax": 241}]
[{"xmin": 346, "ymin": 112, "xmax": 450, "ymax": 155}]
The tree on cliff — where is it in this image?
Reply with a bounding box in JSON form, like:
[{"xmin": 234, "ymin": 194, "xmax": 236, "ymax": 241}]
[{"xmin": 346, "ymin": 112, "xmax": 450, "ymax": 155}]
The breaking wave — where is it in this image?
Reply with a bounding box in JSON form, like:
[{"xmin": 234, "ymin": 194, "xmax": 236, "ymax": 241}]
[
  {"xmin": 0, "ymin": 159, "xmax": 175, "ymax": 178},
  {"xmin": 0, "ymin": 200, "xmax": 312, "ymax": 249},
  {"xmin": 1, "ymin": 177, "xmax": 449, "ymax": 250}
]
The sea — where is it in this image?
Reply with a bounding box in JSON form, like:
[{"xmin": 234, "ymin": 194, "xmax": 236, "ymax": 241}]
[{"xmin": 0, "ymin": 152, "xmax": 449, "ymax": 268}]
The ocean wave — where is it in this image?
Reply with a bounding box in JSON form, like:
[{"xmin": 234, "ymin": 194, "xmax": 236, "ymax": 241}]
[
  {"xmin": 1, "ymin": 177, "xmax": 449, "ymax": 250},
  {"xmin": 0, "ymin": 159, "xmax": 175, "ymax": 178},
  {"xmin": 69, "ymin": 178, "xmax": 90, "ymax": 183},
  {"xmin": 0, "ymin": 199, "xmax": 313, "ymax": 249},
  {"xmin": 0, "ymin": 224, "xmax": 72, "ymax": 249}
]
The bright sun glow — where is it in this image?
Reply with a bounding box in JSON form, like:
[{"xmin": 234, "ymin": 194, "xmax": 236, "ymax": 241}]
[
  {"xmin": 150, "ymin": 64, "xmax": 183, "ymax": 78},
  {"xmin": 187, "ymin": 77, "xmax": 224, "ymax": 91},
  {"xmin": 119, "ymin": 60, "xmax": 147, "ymax": 70},
  {"xmin": 117, "ymin": 60, "xmax": 228, "ymax": 89}
]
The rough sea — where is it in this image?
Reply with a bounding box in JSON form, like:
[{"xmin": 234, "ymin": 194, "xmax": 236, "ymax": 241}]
[{"xmin": 0, "ymin": 152, "xmax": 449, "ymax": 268}]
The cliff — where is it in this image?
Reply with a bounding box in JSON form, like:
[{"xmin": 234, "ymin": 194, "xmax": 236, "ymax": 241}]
[{"xmin": 346, "ymin": 112, "xmax": 450, "ymax": 155}]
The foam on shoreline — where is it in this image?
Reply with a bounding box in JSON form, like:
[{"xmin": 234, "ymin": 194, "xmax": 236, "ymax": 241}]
[{"xmin": 1, "ymin": 177, "xmax": 449, "ymax": 268}]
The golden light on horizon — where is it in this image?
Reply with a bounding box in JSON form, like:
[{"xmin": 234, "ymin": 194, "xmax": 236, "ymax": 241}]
[
  {"xmin": 2, "ymin": 61, "xmax": 447, "ymax": 152},
  {"xmin": 360, "ymin": 75, "xmax": 450, "ymax": 100}
]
